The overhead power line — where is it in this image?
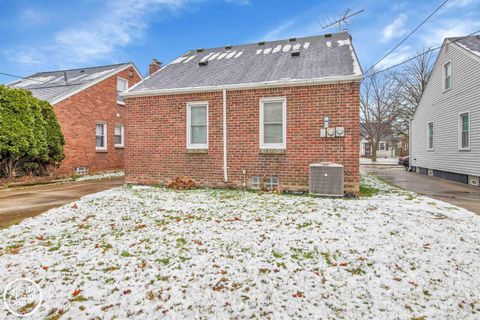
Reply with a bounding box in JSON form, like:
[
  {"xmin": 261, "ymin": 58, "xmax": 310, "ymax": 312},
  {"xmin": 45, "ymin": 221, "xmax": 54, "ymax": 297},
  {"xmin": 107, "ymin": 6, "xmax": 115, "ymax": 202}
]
[
  {"xmin": 366, "ymin": 0, "xmax": 450, "ymax": 74},
  {"xmin": 365, "ymin": 28, "xmax": 480, "ymax": 78}
]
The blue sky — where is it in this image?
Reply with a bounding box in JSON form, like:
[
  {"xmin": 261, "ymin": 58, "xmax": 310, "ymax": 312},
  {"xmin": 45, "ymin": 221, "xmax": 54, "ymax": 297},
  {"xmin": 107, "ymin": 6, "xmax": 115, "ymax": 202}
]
[{"xmin": 1, "ymin": 0, "xmax": 479, "ymax": 83}]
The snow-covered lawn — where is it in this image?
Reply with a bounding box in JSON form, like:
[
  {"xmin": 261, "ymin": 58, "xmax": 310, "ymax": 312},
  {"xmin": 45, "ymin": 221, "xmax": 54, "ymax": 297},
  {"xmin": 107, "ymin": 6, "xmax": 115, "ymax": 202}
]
[
  {"xmin": 75, "ymin": 171, "xmax": 124, "ymax": 182},
  {"xmin": 360, "ymin": 157, "xmax": 399, "ymax": 165},
  {"xmin": 1, "ymin": 175, "xmax": 479, "ymax": 319}
]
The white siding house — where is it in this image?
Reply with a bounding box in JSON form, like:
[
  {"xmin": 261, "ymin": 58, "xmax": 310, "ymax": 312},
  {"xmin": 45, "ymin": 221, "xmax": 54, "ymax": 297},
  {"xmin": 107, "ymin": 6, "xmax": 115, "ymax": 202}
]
[{"xmin": 410, "ymin": 36, "xmax": 480, "ymax": 186}]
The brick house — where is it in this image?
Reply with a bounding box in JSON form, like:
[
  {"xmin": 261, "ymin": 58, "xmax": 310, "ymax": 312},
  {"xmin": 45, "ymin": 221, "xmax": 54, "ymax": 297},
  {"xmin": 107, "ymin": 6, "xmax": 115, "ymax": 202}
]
[
  {"xmin": 9, "ymin": 63, "xmax": 144, "ymax": 175},
  {"xmin": 124, "ymin": 32, "xmax": 363, "ymax": 193}
]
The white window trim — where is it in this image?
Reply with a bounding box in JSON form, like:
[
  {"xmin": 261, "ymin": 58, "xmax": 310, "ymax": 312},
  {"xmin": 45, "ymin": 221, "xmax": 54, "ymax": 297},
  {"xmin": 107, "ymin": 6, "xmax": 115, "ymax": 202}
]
[
  {"xmin": 378, "ymin": 142, "xmax": 386, "ymax": 151},
  {"xmin": 114, "ymin": 124, "xmax": 125, "ymax": 148},
  {"xmin": 458, "ymin": 111, "xmax": 471, "ymax": 150},
  {"xmin": 259, "ymin": 97, "xmax": 287, "ymax": 149},
  {"xmin": 427, "ymin": 121, "xmax": 434, "ymax": 151},
  {"xmin": 96, "ymin": 122, "xmax": 107, "ymax": 151},
  {"xmin": 117, "ymin": 77, "xmax": 129, "ymax": 105},
  {"xmin": 186, "ymin": 101, "xmax": 209, "ymax": 149},
  {"xmin": 442, "ymin": 61, "xmax": 451, "ymax": 92}
]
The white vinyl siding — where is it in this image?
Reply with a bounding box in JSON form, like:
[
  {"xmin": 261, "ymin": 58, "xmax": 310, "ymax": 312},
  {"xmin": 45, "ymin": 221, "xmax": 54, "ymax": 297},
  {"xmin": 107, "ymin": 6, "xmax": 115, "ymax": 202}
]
[
  {"xmin": 117, "ymin": 78, "xmax": 128, "ymax": 104},
  {"xmin": 96, "ymin": 123, "xmax": 107, "ymax": 151},
  {"xmin": 114, "ymin": 125, "xmax": 124, "ymax": 148},
  {"xmin": 187, "ymin": 102, "xmax": 208, "ymax": 149},
  {"xmin": 410, "ymin": 41, "xmax": 480, "ymax": 176},
  {"xmin": 459, "ymin": 112, "xmax": 470, "ymax": 150},
  {"xmin": 260, "ymin": 97, "xmax": 286, "ymax": 149}
]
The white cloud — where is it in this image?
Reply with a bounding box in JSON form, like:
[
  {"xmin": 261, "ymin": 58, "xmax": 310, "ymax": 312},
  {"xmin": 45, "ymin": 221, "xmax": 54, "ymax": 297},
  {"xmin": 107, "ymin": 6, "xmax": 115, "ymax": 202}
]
[
  {"xmin": 8, "ymin": 0, "xmax": 191, "ymax": 67},
  {"xmin": 420, "ymin": 18, "xmax": 480, "ymax": 47},
  {"xmin": 20, "ymin": 8, "xmax": 50, "ymax": 25},
  {"xmin": 376, "ymin": 46, "xmax": 412, "ymax": 70},
  {"xmin": 381, "ymin": 14, "xmax": 407, "ymax": 42},
  {"xmin": 446, "ymin": 0, "xmax": 478, "ymax": 8}
]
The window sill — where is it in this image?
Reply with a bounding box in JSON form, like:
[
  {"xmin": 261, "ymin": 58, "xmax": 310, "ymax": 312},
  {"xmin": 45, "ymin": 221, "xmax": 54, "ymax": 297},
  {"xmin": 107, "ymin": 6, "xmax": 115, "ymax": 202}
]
[
  {"xmin": 117, "ymin": 101, "xmax": 125, "ymax": 106},
  {"xmin": 115, "ymin": 145, "xmax": 124, "ymax": 149},
  {"xmin": 96, "ymin": 149, "xmax": 108, "ymax": 153},
  {"xmin": 458, "ymin": 148, "xmax": 470, "ymax": 151},
  {"xmin": 186, "ymin": 149, "xmax": 208, "ymax": 154},
  {"xmin": 260, "ymin": 149, "xmax": 286, "ymax": 155}
]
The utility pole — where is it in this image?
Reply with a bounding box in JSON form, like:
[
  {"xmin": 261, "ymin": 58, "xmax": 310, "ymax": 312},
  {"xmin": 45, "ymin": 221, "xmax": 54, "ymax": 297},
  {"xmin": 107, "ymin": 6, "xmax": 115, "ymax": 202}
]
[{"xmin": 321, "ymin": 9, "xmax": 364, "ymax": 31}]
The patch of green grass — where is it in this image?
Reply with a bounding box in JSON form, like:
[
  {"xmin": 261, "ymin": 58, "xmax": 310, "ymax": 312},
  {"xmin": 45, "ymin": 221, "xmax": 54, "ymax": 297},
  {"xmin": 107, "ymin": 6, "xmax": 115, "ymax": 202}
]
[
  {"xmin": 176, "ymin": 238, "xmax": 187, "ymax": 247},
  {"xmin": 69, "ymin": 295, "xmax": 88, "ymax": 302},
  {"xmin": 272, "ymin": 250, "xmax": 283, "ymax": 259},
  {"xmin": 321, "ymin": 252, "xmax": 333, "ymax": 266},
  {"xmin": 156, "ymin": 257, "xmax": 170, "ymax": 266},
  {"xmin": 359, "ymin": 184, "xmax": 379, "ymax": 197},
  {"xmin": 120, "ymin": 251, "xmax": 131, "ymax": 257},
  {"xmin": 345, "ymin": 267, "xmax": 366, "ymax": 275}
]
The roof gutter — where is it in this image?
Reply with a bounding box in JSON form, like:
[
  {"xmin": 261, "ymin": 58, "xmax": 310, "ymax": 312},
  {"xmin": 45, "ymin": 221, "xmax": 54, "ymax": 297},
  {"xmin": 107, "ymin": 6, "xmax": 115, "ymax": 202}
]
[{"xmin": 121, "ymin": 74, "xmax": 364, "ymax": 98}]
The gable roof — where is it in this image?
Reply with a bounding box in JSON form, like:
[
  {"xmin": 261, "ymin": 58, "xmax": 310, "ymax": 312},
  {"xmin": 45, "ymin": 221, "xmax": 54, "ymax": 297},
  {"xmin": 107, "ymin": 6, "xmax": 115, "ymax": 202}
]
[
  {"xmin": 125, "ymin": 32, "xmax": 363, "ymax": 97},
  {"xmin": 8, "ymin": 63, "xmax": 142, "ymax": 105},
  {"xmin": 449, "ymin": 35, "xmax": 480, "ymax": 58}
]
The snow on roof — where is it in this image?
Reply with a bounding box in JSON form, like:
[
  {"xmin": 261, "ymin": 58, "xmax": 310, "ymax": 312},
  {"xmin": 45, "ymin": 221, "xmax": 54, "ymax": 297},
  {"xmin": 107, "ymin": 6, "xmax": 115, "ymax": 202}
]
[
  {"xmin": 129, "ymin": 32, "xmax": 363, "ymax": 94},
  {"xmin": 8, "ymin": 63, "xmax": 133, "ymax": 103},
  {"xmin": 449, "ymin": 35, "xmax": 480, "ymax": 57}
]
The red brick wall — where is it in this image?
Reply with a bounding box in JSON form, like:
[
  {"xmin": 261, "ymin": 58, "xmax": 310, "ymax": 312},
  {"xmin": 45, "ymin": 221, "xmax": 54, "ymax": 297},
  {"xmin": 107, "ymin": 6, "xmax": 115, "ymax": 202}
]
[
  {"xmin": 53, "ymin": 66, "xmax": 142, "ymax": 175},
  {"xmin": 125, "ymin": 83, "xmax": 360, "ymax": 193}
]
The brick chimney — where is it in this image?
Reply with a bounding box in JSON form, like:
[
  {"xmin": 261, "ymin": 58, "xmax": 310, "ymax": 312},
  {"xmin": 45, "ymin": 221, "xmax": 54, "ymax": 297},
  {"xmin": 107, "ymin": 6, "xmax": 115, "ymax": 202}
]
[{"xmin": 149, "ymin": 59, "xmax": 161, "ymax": 75}]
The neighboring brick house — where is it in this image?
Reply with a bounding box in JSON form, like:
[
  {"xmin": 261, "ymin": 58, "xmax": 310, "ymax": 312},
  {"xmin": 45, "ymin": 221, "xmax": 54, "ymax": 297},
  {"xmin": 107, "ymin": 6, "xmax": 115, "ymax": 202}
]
[
  {"xmin": 124, "ymin": 32, "xmax": 363, "ymax": 193},
  {"xmin": 9, "ymin": 63, "xmax": 143, "ymax": 175}
]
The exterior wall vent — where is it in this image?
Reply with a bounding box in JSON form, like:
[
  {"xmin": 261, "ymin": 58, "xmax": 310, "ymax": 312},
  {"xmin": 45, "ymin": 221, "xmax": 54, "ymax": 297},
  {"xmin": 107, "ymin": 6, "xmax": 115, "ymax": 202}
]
[
  {"xmin": 74, "ymin": 166, "xmax": 88, "ymax": 175},
  {"xmin": 468, "ymin": 176, "xmax": 479, "ymax": 186},
  {"xmin": 309, "ymin": 163, "xmax": 344, "ymax": 196},
  {"xmin": 428, "ymin": 169, "xmax": 434, "ymax": 176}
]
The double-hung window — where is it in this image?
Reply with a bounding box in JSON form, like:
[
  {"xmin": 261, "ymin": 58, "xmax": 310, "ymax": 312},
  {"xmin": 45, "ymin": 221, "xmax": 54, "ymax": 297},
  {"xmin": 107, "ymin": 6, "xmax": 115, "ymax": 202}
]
[
  {"xmin": 114, "ymin": 125, "xmax": 124, "ymax": 148},
  {"xmin": 117, "ymin": 78, "xmax": 128, "ymax": 104},
  {"xmin": 260, "ymin": 97, "xmax": 286, "ymax": 149},
  {"xmin": 187, "ymin": 102, "xmax": 208, "ymax": 149},
  {"xmin": 460, "ymin": 112, "xmax": 470, "ymax": 149},
  {"xmin": 96, "ymin": 123, "xmax": 107, "ymax": 151},
  {"xmin": 443, "ymin": 62, "xmax": 451, "ymax": 91},
  {"xmin": 427, "ymin": 122, "xmax": 434, "ymax": 150}
]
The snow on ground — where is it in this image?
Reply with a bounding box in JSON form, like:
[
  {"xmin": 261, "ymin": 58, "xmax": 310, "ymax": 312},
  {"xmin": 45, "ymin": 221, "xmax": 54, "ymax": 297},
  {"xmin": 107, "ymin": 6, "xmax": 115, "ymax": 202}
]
[
  {"xmin": 360, "ymin": 157, "xmax": 399, "ymax": 165},
  {"xmin": 75, "ymin": 171, "xmax": 125, "ymax": 182},
  {"xmin": 1, "ymin": 175, "xmax": 479, "ymax": 319}
]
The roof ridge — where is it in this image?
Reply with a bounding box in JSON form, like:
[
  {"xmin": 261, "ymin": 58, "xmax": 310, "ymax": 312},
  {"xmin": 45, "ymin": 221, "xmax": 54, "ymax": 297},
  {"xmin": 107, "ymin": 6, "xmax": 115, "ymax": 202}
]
[
  {"xmin": 188, "ymin": 31, "xmax": 350, "ymax": 53},
  {"xmin": 30, "ymin": 62, "xmax": 131, "ymax": 77}
]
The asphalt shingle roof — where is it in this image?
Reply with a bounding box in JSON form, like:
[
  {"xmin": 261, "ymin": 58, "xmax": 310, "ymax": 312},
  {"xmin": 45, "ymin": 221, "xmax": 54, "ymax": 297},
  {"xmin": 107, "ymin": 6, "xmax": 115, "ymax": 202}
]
[
  {"xmin": 449, "ymin": 35, "xmax": 480, "ymax": 57},
  {"xmin": 129, "ymin": 32, "xmax": 362, "ymax": 94},
  {"xmin": 8, "ymin": 63, "xmax": 132, "ymax": 103}
]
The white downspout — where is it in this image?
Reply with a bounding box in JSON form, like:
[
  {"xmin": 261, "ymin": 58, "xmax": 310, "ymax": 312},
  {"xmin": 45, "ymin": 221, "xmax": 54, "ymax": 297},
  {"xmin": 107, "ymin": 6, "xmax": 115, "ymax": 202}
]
[{"xmin": 223, "ymin": 89, "xmax": 228, "ymax": 182}]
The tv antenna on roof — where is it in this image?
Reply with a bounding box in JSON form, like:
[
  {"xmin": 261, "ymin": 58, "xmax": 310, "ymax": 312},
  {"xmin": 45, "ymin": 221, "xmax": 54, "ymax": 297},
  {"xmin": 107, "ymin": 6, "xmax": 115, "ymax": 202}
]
[{"xmin": 320, "ymin": 8, "xmax": 364, "ymax": 31}]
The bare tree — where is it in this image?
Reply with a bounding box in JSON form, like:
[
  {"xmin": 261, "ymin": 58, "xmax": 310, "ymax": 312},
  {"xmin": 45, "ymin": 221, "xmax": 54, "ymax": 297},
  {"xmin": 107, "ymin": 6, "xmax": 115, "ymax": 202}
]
[
  {"xmin": 395, "ymin": 48, "xmax": 435, "ymax": 138},
  {"xmin": 360, "ymin": 70, "xmax": 402, "ymax": 162}
]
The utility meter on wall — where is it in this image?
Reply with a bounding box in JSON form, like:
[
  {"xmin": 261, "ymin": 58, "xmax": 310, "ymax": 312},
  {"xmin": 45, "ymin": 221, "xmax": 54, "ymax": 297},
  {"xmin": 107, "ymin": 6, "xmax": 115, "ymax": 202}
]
[
  {"xmin": 327, "ymin": 128, "xmax": 336, "ymax": 138},
  {"xmin": 336, "ymin": 127, "xmax": 345, "ymax": 137}
]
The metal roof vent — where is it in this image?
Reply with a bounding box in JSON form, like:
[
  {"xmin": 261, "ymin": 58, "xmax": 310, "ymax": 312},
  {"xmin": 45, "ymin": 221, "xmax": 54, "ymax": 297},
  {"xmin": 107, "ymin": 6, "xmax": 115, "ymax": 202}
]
[
  {"xmin": 199, "ymin": 60, "xmax": 208, "ymax": 66},
  {"xmin": 309, "ymin": 163, "xmax": 344, "ymax": 196},
  {"xmin": 291, "ymin": 50, "xmax": 300, "ymax": 57},
  {"xmin": 289, "ymin": 37, "xmax": 297, "ymax": 42},
  {"xmin": 225, "ymin": 45, "xmax": 232, "ymax": 50},
  {"xmin": 258, "ymin": 41, "xmax": 266, "ymax": 46},
  {"xmin": 196, "ymin": 48, "xmax": 204, "ymax": 53},
  {"xmin": 325, "ymin": 34, "xmax": 332, "ymax": 38}
]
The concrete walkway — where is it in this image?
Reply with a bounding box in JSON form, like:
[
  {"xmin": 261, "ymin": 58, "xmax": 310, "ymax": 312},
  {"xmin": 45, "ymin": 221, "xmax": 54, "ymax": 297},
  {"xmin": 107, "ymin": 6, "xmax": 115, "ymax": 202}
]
[
  {"xmin": 363, "ymin": 164, "xmax": 480, "ymax": 215},
  {"xmin": 0, "ymin": 178, "xmax": 124, "ymax": 228}
]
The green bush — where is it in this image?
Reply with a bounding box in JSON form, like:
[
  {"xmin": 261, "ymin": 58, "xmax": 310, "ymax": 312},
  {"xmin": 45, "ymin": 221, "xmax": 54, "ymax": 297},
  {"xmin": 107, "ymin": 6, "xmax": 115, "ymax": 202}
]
[{"xmin": 0, "ymin": 86, "xmax": 65, "ymax": 178}]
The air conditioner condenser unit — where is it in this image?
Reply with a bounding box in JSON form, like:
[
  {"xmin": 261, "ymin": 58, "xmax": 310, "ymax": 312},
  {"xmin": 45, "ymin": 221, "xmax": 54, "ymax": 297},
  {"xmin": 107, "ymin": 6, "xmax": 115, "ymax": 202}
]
[{"xmin": 309, "ymin": 163, "xmax": 344, "ymax": 196}]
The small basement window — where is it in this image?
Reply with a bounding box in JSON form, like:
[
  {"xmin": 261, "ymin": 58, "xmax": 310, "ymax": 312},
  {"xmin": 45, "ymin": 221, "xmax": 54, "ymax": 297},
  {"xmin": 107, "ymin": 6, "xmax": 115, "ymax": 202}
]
[
  {"xmin": 251, "ymin": 176, "xmax": 261, "ymax": 189},
  {"xmin": 117, "ymin": 77, "xmax": 128, "ymax": 104},
  {"xmin": 264, "ymin": 177, "xmax": 279, "ymax": 191},
  {"xmin": 74, "ymin": 167, "xmax": 88, "ymax": 175}
]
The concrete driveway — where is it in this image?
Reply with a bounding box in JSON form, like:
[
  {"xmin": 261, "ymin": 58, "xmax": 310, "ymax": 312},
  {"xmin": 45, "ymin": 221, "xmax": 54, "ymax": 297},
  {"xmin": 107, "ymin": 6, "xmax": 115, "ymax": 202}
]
[
  {"xmin": 0, "ymin": 178, "xmax": 124, "ymax": 228},
  {"xmin": 363, "ymin": 164, "xmax": 480, "ymax": 214}
]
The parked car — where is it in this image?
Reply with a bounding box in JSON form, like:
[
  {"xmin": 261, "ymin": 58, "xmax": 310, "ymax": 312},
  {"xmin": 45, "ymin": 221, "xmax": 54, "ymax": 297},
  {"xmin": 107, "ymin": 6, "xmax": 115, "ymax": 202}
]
[{"xmin": 398, "ymin": 156, "xmax": 409, "ymax": 167}]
